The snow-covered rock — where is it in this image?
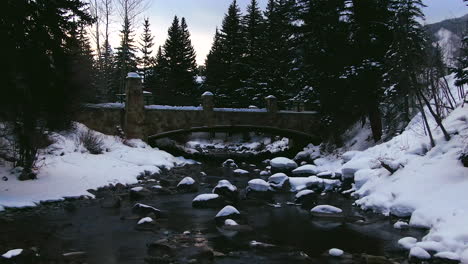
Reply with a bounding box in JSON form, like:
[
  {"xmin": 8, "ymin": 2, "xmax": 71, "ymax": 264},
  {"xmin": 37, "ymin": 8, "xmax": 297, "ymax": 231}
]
[
  {"xmin": 341, "ymin": 157, "xmax": 380, "ymax": 179},
  {"xmin": 137, "ymin": 217, "xmax": 153, "ymax": 225},
  {"xmin": 233, "ymin": 169, "xmax": 249, "ymax": 176},
  {"xmin": 409, "ymin": 247, "xmax": 431, "ymax": 260},
  {"xmin": 215, "ymin": 206, "xmax": 240, "ymax": 222},
  {"xmin": 259, "ymin": 170, "xmax": 270, "ymax": 176},
  {"xmin": 393, "ymin": 220, "xmax": 409, "ymax": 229},
  {"xmin": 192, "ymin": 193, "xmax": 225, "ymax": 208},
  {"xmin": 398, "ymin": 237, "xmax": 417, "ymax": 250},
  {"xmin": 329, "ymin": 248, "xmax": 344, "ymax": 257},
  {"xmin": 311, "ymin": 205, "xmax": 342, "ymax": 214},
  {"xmin": 224, "ymin": 219, "xmax": 238, "ymax": 226},
  {"xmin": 177, "ymin": 177, "xmax": 197, "ymax": 193},
  {"xmin": 222, "ymin": 159, "xmax": 238, "ymax": 169},
  {"xmin": 247, "ymin": 179, "xmax": 270, "ymax": 192},
  {"xmin": 132, "ymin": 203, "xmax": 162, "ymax": 217},
  {"xmin": 289, "ymin": 176, "xmax": 341, "ymax": 192},
  {"xmin": 213, "ymin": 180, "xmax": 238, "ymax": 202},
  {"xmin": 294, "ymin": 189, "xmax": 315, "ymax": 204},
  {"xmin": 434, "ymin": 251, "xmax": 460, "ymax": 261},
  {"xmin": 292, "ymin": 164, "xmax": 318, "ymax": 176},
  {"xmin": 2, "ymin": 249, "xmax": 23, "ymax": 259},
  {"xmin": 270, "ymin": 157, "xmax": 297, "ymax": 172},
  {"xmin": 268, "ymin": 173, "xmax": 290, "ymax": 190}
]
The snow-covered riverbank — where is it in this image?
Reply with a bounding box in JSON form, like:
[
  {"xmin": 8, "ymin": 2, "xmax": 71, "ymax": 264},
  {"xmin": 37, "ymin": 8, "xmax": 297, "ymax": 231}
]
[{"xmin": 0, "ymin": 124, "xmax": 193, "ymax": 211}]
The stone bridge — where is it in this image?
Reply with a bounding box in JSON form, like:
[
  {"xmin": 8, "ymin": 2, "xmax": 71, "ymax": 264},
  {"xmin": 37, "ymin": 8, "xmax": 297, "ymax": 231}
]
[{"xmin": 75, "ymin": 73, "xmax": 321, "ymax": 144}]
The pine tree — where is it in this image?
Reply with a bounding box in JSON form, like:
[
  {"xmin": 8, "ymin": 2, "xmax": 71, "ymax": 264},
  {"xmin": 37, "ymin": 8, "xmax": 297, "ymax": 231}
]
[
  {"xmin": 150, "ymin": 46, "xmax": 168, "ymax": 104},
  {"xmin": 262, "ymin": 0, "xmax": 297, "ymax": 105},
  {"xmin": 139, "ymin": 18, "xmax": 155, "ymax": 88},
  {"xmin": 205, "ymin": 28, "xmax": 225, "ymax": 93},
  {"xmin": 113, "ymin": 15, "xmax": 138, "ymax": 101},
  {"xmin": 205, "ymin": 0, "xmax": 246, "ymax": 106},
  {"xmin": 241, "ymin": 0, "xmax": 266, "ymax": 105},
  {"xmin": 159, "ymin": 16, "xmax": 198, "ymax": 105}
]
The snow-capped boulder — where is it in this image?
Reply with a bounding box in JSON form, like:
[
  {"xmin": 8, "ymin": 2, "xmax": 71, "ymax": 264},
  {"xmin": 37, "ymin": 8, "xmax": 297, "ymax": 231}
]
[
  {"xmin": 294, "ymin": 189, "xmax": 315, "ymax": 204},
  {"xmin": 329, "ymin": 248, "xmax": 344, "ymax": 257},
  {"xmin": 342, "ymin": 151, "xmax": 361, "ymax": 163},
  {"xmin": 434, "ymin": 252, "xmax": 460, "ymax": 261},
  {"xmin": 247, "ymin": 179, "xmax": 270, "ymax": 192},
  {"xmin": 311, "ymin": 205, "xmax": 342, "ymax": 214},
  {"xmin": 393, "ymin": 221, "xmax": 409, "ymax": 229},
  {"xmin": 222, "ymin": 159, "xmax": 238, "ymax": 169},
  {"xmin": 268, "ymin": 173, "xmax": 290, "ymax": 191},
  {"xmin": 415, "ymin": 241, "xmax": 446, "ymax": 253},
  {"xmin": 132, "ymin": 203, "xmax": 162, "ymax": 217},
  {"xmin": 177, "ymin": 177, "xmax": 198, "ymax": 193},
  {"xmin": 192, "ymin": 193, "xmax": 226, "ymax": 208},
  {"xmin": 259, "ymin": 170, "xmax": 270, "ymax": 177},
  {"xmin": 233, "ymin": 169, "xmax": 249, "ymax": 176},
  {"xmin": 246, "ymin": 179, "xmax": 273, "ymax": 200},
  {"xmin": 2, "ymin": 249, "xmax": 23, "ymax": 259},
  {"xmin": 270, "ymin": 157, "xmax": 298, "ymax": 173},
  {"xmin": 129, "ymin": 186, "xmax": 151, "ymax": 200},
  {"xmin": 215, "ymin": 205, "xmax": 241, "ymax": 223},
  {"xmin": 137, "ymin": 217, "xmax": 154, "ymax": 225},
  {"xmin": 213, "ymin": 180, "xmax": 238, "ymax": 202},
  {"xmin": 292, "ymin": 164, "xmax": 318, "ymax": 176},
  {"xmin": 341, "ymin": 157, "xmax": 380, "ymax": 179},
  {"xmin": 389, "ymin": 203, "xmax": 415, "ymax": 218},
  {"xmin": 224, "ymin": 219, "xmax": 239, "ymax": 226},
  {"xmin": 398, "ymin": 237, "xmax": 417, "ymax": 250},
  {"xmin": 409, "ymin": 247, "xmax": 431, "ymax": 260}
]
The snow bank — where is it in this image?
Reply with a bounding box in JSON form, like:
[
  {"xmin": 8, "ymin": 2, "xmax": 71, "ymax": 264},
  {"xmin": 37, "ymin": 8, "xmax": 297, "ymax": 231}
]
[
  {"xmin": 346, "ymin": 75, "xmax": 468, "ymax": 259},
  {"xmin": 0, "ymin": 123, "xmax": 192, "ymax": 210}
]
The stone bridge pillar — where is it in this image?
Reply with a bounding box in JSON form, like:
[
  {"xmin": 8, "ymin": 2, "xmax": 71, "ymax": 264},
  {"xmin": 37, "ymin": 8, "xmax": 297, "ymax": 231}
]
[
  {"xmin": 265, "ymin": 95, "xmax": 278, "ymax": 113},
  {"xmin": 202, "ymin": 91, "xmax": 215, "ymax": 128},
  {"xmin": 124, "ymin": 72, "xmax": 145, "ymax": 139}
]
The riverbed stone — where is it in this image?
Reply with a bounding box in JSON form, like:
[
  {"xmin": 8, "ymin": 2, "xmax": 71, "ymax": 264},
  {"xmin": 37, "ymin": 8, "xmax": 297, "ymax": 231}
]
[
  {"xmin": 177, "ymin": 177, "xmax": 198, "ymax": 193},
  {"xmin": 213, "ymin": 180, "xmax": 238, "ymax": 202},
  {"xmin": 129, "ymin": 186, "xmax": 151, "ymax": 200},
  {"xmin": 268, "ymin": 173, "xmax": 290, "ymax": 191},
  {"xmin": 100, "ymin": 196, "xmax": 121, "ymax": 208},
  {"xmin": 132, "ymin": 203, "xmax": 163, "ymax": 218},
  {"xmin": 270, "ymin": 157, "xmax": 298, "ymax": 173}
]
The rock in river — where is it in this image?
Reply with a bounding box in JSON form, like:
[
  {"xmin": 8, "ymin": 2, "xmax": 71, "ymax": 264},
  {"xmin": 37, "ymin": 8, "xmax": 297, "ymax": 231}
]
[{"xmin": 192, "ymin": 194, "xmax": 226, "ymax": 208}]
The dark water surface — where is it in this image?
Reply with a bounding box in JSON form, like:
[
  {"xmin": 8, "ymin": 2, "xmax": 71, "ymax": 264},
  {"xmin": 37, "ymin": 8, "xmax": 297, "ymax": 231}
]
[{"xmin": 0, "ymin": 163, "xmax": 426, "ymax": 264}]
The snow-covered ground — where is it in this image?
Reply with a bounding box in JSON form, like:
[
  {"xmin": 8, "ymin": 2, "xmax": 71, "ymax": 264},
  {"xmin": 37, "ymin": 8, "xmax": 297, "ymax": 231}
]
[
  {"xmin": 334, "ymin": 74, "xmax": 468, "ymax": 260},
  {"xmin": 0, "ymin": 123, "xmax": 193, "ymax": 211}
]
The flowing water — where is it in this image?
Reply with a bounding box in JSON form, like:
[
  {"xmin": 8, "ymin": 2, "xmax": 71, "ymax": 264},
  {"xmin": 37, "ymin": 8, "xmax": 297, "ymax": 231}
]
[{"xmin": 0, "ymin": 144, "xmax": 428, "ymax": 264}]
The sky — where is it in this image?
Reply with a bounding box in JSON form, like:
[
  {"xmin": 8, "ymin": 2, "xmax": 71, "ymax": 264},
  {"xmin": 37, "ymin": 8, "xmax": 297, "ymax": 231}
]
[{"xmin": 108, "ymin": 0, "xmax": 467, "ymax": 65}]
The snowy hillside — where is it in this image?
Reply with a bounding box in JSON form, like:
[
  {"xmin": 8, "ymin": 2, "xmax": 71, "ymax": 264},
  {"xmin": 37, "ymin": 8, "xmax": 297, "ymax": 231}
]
[{"xmin": 434, "ymin": 27, "xmax": 462, "ymax": 67}]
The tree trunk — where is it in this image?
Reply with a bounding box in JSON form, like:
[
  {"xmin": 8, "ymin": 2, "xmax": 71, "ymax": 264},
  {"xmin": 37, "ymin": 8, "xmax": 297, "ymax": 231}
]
[{"xmin": 368, "ymin": 103, "xmax": 382, "ymax": 142}]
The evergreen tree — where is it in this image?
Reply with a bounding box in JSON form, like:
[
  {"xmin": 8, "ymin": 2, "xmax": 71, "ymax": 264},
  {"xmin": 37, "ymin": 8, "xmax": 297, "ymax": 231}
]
[
  {"xmin": 150, "ymin": 46, "xmax": 168, "ymax": 104},
  {"xmin": 205, "ymin": 28, "xmax": 225, "ymax": 92},
  {"xmin": 205, "ymin": 0, "xmax": 246, "ymax": 106},
  {"xmin": 159, "ymin": 16, "xmax": 198, "ymax": 105},
  {"xmin": 113, "ymin": 15, "xmax": 138, "ymax": 101},
  {"xmin": 139, "ymin": 18, "xmax": 155, "ymax": 88},
  {"xmin": 241, "ymin": 0, "xmax": 266, "ymax": 105},
  {"xmin": 262, "ymin": 0, "xmax": 297, "ymax": 106}
]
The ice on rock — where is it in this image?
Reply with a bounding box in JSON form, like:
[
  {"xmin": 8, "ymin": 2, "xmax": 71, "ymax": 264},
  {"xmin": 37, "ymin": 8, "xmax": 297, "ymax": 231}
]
[
  {"xmin": 177, "ymin": 177, "xmax": 195, "ymax": 186},
  {"xmin": 2, "ymin": 249, "xmax": 23, "ymax": 259},
  {"xmin": 193, "ymin": 194, "xmax": 219, "ymax": 202},
  {"xmin": 248, "ymin": 179, "xmax": 270, "ymax": 192},
  {"xmin": 398, "ymin": 237, "xmax": 417, "ymax": 249},
  {"xmin": 311, "ymin": 205, "xmax": 342, "ymax": 214},
  {"xmin": 137, "ymin": 217, "xmax": 153, "ymax": 225},
  {"xmin": 292, "ymin": 164, "xmax": 318, "ymax": 175},
  {"xmin": 409, "ymin": 247, "xmax": 431, "ymax": 260},
  {"xmin": 270, "ymin": 157, "xmax": 297, "ymax": 170},
  {"xmin": 224, "ymin": 219, "xmax": 239, "ymax": 226},
  {"xmin": 216, "ymin": 205, "xmax": 240, "ymax": 218},
  {"xmin": 329, "ymin": 248, "xmax": 344, "ymax": 257}
]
